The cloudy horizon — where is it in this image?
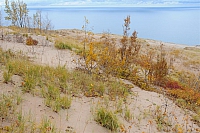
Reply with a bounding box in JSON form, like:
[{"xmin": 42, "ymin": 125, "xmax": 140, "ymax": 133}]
[{"xmin": 0, "ymin": 0, "xmax": 199, "ymax": 7}]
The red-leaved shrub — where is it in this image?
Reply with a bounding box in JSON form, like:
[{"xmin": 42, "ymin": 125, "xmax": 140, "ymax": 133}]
[
  {"xmin": 164, "ymin": 80, "xmax": 182, "ymax": 89},
  {"xmin": 26, "ymin": 37, "xmax": 38, "ymax": 46}
]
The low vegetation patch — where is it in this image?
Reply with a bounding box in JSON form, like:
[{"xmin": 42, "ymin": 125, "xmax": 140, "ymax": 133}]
[
  {"xmin": 168, "ymin": 88, "xmax": 200, "ymax": 107},
  {"xmin": 68, "ymin": 70, "xmax": 132, "ymax": 100},
  {"xmin": 95, "ymin": 107, "xmax": 120, "ymax": 131},
  {"xmin": 54, "ymin": 36, "xmax": 83, "ymax": 53},
  {"xmin": 54, "ymin": 41, "xmax": 72, "ymax": 50}
]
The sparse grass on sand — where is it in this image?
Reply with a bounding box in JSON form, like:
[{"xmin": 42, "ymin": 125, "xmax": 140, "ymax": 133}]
[
  {"xmin": 0, "ymin": 47, "xmax": 133, "ymax": 132},
  {"xmin": 0, "ymin": 27, "xmax": 200, "ymax": 132}
]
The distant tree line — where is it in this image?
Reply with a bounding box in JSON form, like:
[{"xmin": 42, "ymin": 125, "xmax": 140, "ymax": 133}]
[{"xmin": 3, "ymin": 0, "xmax": 53, "ymax": 33}]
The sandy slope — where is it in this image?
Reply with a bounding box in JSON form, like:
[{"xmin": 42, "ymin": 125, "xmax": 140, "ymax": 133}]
[
  {"xmin": 0, "ymin": 40, "xmax": 78, "ymax": 70},
  {"xmin": 0, "ymin": 32, "xmax": 200, "ymax": 133}
]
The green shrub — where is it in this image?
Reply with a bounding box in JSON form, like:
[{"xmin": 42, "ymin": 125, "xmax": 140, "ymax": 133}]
[
  {"xmin": 54, "ymin": 42, "xmax": 72, "ymax": 50},
  {"xmin": 95, "ymin": 107, "xmax": 119, "ymax": 131}
]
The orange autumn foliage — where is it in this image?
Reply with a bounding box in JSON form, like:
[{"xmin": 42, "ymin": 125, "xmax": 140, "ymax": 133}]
[
  {"xmin": 168, "ymin": 88, "xmax": 200, "ymax": 106},
  {"xmin": 26, "ymin": 37, "xmax": 38, "ymax": 46}
]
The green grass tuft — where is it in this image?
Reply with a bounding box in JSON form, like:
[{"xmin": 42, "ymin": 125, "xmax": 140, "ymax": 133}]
[
  {"xmin": 54, "ymin": 42, "xmax": 72, "ymax": 50},
  {"xmin": 95, "ymin": 107, "xmax": 120, "ymax": 131}
]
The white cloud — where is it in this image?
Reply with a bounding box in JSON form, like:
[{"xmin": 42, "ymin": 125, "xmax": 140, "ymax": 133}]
[
  {"xmin": 0, "ymin": 0, "xmax": 199, "ymax": 7},
  {"xmin": 0, "ymin": 2, "xmax": 3, "ymax": 6}
]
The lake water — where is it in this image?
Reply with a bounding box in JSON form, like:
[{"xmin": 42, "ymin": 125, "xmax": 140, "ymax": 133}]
[{"xmin": 28, "ymin": 7, "xmax": 200, "ymax": 46}]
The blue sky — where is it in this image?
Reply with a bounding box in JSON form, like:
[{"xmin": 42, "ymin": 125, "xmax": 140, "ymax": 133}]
[{"xmin": 0, "ymin": 0, "xmax": 199, "ymax": 7}]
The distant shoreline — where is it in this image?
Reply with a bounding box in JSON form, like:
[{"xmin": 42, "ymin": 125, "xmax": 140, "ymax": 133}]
[
  {"xmin": 27, "ymin": 6, "xmax": 200, "ymax": 9},
  {"xmin": 57, "ymin": 28, "xmax": 199, "ymax": 47}
]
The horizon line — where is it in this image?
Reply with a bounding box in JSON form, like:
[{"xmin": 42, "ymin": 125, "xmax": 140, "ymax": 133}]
[{"xmin": 26, "ymin": 5, "xmax": 200, "ymax": 8}]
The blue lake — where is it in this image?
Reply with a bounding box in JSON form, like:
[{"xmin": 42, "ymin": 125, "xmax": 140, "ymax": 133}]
[{"xmin": 28, "ymin": 7, "xmax": 200, "ymax": 46}]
